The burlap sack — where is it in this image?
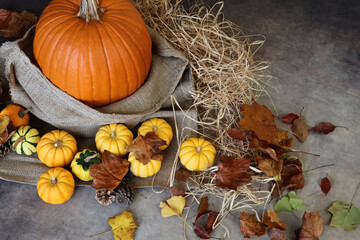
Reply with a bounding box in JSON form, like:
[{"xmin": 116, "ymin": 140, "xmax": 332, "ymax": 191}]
[{"xmin": 0, "ymin": 26, "xmax": 196, "ymax": 188}]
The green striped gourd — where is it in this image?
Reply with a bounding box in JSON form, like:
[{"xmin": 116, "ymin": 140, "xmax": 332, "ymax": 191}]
[{"xmin": 11, "ymin": 126, "xmax": 40, "ymax": 155}]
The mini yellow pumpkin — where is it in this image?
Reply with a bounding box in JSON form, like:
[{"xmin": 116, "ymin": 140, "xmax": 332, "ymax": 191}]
[
  {"xmin": 70, "ymin": 149, "xmax": 101, "ymax": 181},
  {"xmin": 11, "ymin": 125, "xmax": 40, "ymax": 155},
  {"xmin": 138, "ymin": 118, "xmax": 173, "ymax": 150},
  {"xmin": 37, "ymin": 130, "xmax": 77, "ymax": 167},
  {"xmin": 179, "ymin": 138, "xmax": 216, "ymax": 171},
  {"xmin": 128, "ymin": 152, "xmax": 162, "ymax": 178},
  {"xmin": 37, "ymin": 167, "xmax": 75, "ymax": 204},
  {"xmin": 95, "ymin": 123, "xmax": 133, "ymax": 156}
]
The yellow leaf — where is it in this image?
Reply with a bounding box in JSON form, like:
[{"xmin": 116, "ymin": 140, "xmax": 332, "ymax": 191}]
[
  {"xmin": 159, "ymin": 195, "xmax": 186, "ymax": 217},
  {"xmin": 107, "ymin": 211, "xmax": 137, "ymax": 240}
]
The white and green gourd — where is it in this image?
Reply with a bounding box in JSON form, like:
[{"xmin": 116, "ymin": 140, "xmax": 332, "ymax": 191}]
[{"xmin": 11, "ymin": 126, "xmax": 40, "ymax": 155}]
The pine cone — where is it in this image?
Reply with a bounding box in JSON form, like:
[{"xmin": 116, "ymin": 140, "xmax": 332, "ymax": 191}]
[
  {"xmin": 0, "ymin": 139, "xmax": 12, "ymax": 157},
  {"xmin": 95, "ymin": 189, "xmax": 116, "ymax": 206},
  {"xmin": 114, "ymin": 182, "xmax": 134, "ymax": 208}
]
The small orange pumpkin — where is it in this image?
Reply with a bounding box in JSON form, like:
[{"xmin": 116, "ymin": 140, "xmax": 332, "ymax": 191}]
[
  {"xmin": 37, "ymin": 130, "xmax": 77, "ymax": 167},
  {"xmin": 0, "ymin": 104, "xmax": 30, "ymax": 127},
  {"xmin": 37, "ymin": 167, "xmax": 75, "ymax": 204},
  {"xmin": 33, "ymin": 0, "xmax": 152, "ymax": 107}
]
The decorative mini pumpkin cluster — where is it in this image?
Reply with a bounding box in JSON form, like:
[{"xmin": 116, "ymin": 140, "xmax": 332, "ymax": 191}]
[{"xmin": 126, "ymin": 118, "xmax": 173, "ymax": 178}]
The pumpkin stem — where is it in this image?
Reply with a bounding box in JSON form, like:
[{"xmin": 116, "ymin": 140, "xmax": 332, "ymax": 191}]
[
  {"xmin": 54, "ymin": 139, "xmax": 63, "ymax": 148},
  {"xmin": 110, "ymin": 130, "xmax": 116, "ymax": 139},
  {"xmin": 76, "ymin": 0, "xmax": 106, "ymax": 22},
  {"xmin": 152, "ymin": 125, "xmax": 158, "ymax": 132},
  {"xmin": 51, "ymin": 177, "xmax": 57, "ymax": 184},
  {"xmin": 196, "ymin": 146, "xmax": 201, "ymax": 153},
  {"xmin": 12, "ymin": 136, "xmax": 25, "ymax": 150},
  {"xmin": 84, "ymin": 153, "xmax": 98, "ymax": 163},
  {"xmin": 18, "ymin": 108, "xmax": 31, "ymax": 118}
]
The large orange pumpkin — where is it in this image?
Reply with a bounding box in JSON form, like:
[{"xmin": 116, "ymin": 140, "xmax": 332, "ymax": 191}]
[{"xmin": 33, "ymin": 0, "xmax": 152, "ymax": 107}]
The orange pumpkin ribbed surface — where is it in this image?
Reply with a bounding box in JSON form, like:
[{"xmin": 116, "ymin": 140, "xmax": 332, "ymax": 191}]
[
  {"xmin": 37, "ymin": 130, "xmax": 78, "ymax": 167},
  {"xmin": 37, "ymin": 167, "xmax": 75, "ymax": 204},
  {"xmin": 33, "ymin": 0, "xmax": 152, "ymax": 107}
]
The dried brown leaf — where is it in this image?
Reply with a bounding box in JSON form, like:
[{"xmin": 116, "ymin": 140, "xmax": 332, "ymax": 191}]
[
  {"xmin": 89, "ymin": 150, "xmax": 129, "ymax": 190},
  {"xmin": 256, "ymin": 154, "xmax": 283, "ymax": 178},
  {"xmin": 291, "ymin": 118, "xmax": 309, "ymax": 143},
  {"xmin": 240, "ymin": 212, "xmax": 266, "ymax": 238},
  {"xmin": 238, "ymin": 101, "xmax": 279, "ymax": 144},
  {"xmin": 174, "ymin": 168, "xmax": 191, "ymax": 182},
  {"xmin": 0, "ymin": 9, "xmax": 37, "ymax": 38},
  {"xmin": 226, "ymin": 128, "xmax": 247, "ymax": 141},
  {"xmin": 281, "ymin": 158, "xmax": 305, "ymax": 190},
  {"xmin": 264, "ymin": 209, "xmax": 286, "ymax": 230},
  {"xmin": 169, "ymin": 185, "xmax": 185, "ymax": 197},
  {"xmin": 296, "ymin": 212, "xmax": 323, "ymax": 240},
  {"xmin": 270, "ymin": 228, "xmax": 287, "ymax": 240},
  {"xmin": 216, "ymin": 155, "xmax": 252, "ymax": 190},
  {"xmin": 125, "ymin": 132, "xmax": 166, "ymax": 165}
]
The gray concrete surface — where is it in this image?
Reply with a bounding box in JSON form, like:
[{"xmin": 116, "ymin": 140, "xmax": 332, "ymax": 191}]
[{"xmin": 0, "ymin": 0, "xmax": 359, "ymax": 239}]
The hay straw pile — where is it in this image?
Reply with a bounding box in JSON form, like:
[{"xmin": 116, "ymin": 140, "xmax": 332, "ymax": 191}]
[{"xmin": 132, "ymin": 0, "xmax": 273, "ymax": 237}]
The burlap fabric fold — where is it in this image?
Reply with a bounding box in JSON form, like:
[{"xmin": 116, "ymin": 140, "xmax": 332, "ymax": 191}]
[{"xmin": 0, "ymin": 26, "xmax": 196, "ymax": 188}]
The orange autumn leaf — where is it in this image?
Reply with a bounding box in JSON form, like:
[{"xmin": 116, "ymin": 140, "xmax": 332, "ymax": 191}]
[
  {"xmin": 240, "ymin": 212, "xmax": 266, "ymax": 238},
  {"xmin": 264, "ymin": 209, "xmax": 286, "ymax": 230},
  {"xmin": 89, "ymin": 150, "xmax": 129, "ymax": 190},
  {"xmin": 238, "ymin": 101, "xmax": 279, "ymax": 144},
  {"xmin": 256, "ymin": 154, "xmax": 283, "ymax": 178},
  {"xmin": 297, "ymin": 212, "xmax": 323, "ymax": 240}
]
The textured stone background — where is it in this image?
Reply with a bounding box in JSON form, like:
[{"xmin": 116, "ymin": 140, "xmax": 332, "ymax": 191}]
[{"xmin": 0, "ymin": 0, "xmax": 359, "ymax": 239}]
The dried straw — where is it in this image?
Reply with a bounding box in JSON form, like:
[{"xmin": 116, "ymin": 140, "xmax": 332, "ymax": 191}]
[{"xmin": 132, "ymin": 0, "xmax": 274, "ymax": 237}]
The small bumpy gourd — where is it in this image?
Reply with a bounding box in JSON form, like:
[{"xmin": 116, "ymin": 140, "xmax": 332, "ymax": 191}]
[
  {"xmin": 95, "ymin": 123, "xmax": 133, "ymax": 156},
  {"xmin": 11, "ymin": 125, "xmax": 40, "ymax": 155},
  {"xmin": 179, "ymin": 138, "xmax": 216, "ymax": 171},
  {"xmin": 128, "ymin": 152, "xmax": 162, "ymax": 178},
  {"xmin": 138, "ymin": 118, "xmax": 173, "ymax": 150},
  {"xmin": 37, "ymin": 130, "xmax": 77, "ymax": 167},
  {"xmin": 71, "ymin": 149, "xmax": 101, "ymax": 181},
  {"xmin": 37, "ymin": 167, "xmax": 75, "ymax": 204}
]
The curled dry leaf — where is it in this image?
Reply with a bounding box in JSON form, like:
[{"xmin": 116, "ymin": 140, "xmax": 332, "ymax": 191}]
[
  {"xmin": 238, "ymin": 101, "xmax": 279, "ymax": 144},
  {"xmin": 291, "ymin": 118, "xmax": 309, "ymax": 143},
  {"xmin": 310, "ymin": 122, "xmax": 347, "ymax": 135},
  {"xmin": 320, "ymin": 176, "xmax": 331, "ymax": 195},
  {"xmin": 296, "ymin": 212, "xmax": 323, "ymax": 240},
  {"xmin": 216, "ymin": 155, "xmax": 252, "ymax": 190},
  {"xmin": 281, "ymin": 158, "xmax": 304, "ymax": 190},
  {"xmin": 270, "ymin": 228, "xmax": 287, "ymax": 240},
  {"xmin": 0, "ymin": 9, "xmax": 37, "ymax": 38},
  {"xmin": 89, "ymin": 150, "xmax": 129, "ymax": 190},
  {"xmin": 256, "ymin": 154, "xmax": 283, "ymax": 178},
  {"xmin": 169, "ymin": 185, "xmax": 185, "ymax": 197},
  {"xmin": 226, "ymin": 128, "xmax": 247, "ymax": 141},
  {"xmin": 264, "ymin": 209, "xmax": 286, "ymax": 230},
  {"xmin": 0, "ymin": 116, "xmax": 17, "ymax": 145},
  {"xmin": 240, "ymin": 212, "xmax": 266, "ymax": 238},
  {"xmin": 280, "ymin": 113, "xmax": 299, "ymax": 125},
  {"xmin": 174, "ymin": 168, "xmax": 191, "ymax": 182},
  {"xmin": 125, "ymin": 132, "xmax": 166, "ymax": 165},
  {"xmin": 193, "ymin": 197, "xmax": 218, "ymax": 239},
  {"xmin": 107, "ymin": 211, "xmax": 137, "ymax": 240}
]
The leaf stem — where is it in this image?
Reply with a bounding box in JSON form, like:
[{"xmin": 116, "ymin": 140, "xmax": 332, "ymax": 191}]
[
  {"xmin": 304, "ymin": 192, "xmax": 322, "ymax": 200},
  {"xmin": 302, "ymin": 164, "xmax": 335, "ymax": 173},
  {"xmin": 178, "ymin": 215, "xmax": 192, "ymax": 229},
  {"xmin": 350, "ymin": 180, "xmax": 360, "ymax": 205},
  {"xmin": 89, "ymin": 229, "xmax": 112, "ymax": 237}
]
